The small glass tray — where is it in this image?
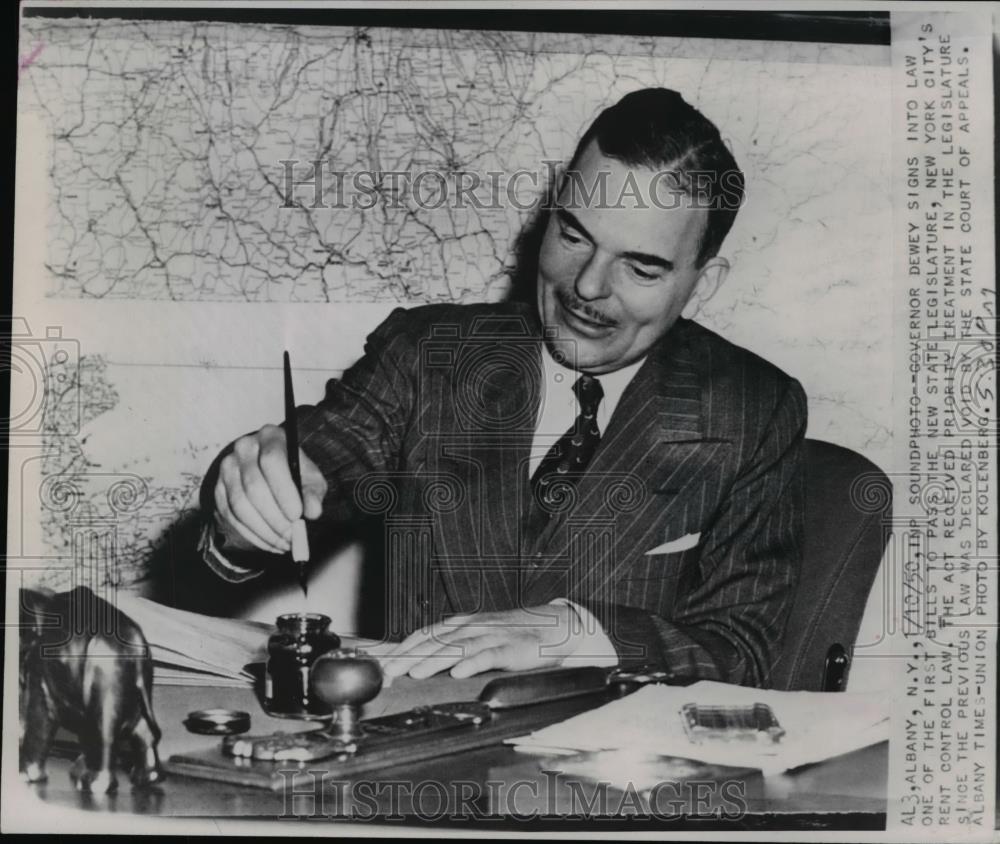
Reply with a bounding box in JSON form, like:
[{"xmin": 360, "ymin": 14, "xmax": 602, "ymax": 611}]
[{"xmin": 680, "ymin": 702, "xmax": 785, "ymax": 744}]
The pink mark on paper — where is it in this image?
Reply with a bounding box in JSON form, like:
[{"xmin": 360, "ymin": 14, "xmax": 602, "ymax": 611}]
[{"xmin": 19, "ymin": 43, "xmax": 44, "ymax": 79}]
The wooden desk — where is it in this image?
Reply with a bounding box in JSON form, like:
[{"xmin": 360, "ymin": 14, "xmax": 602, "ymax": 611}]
[{"xmin": 21, "ymin": 676, "xmax": 888, "ymax": 831}]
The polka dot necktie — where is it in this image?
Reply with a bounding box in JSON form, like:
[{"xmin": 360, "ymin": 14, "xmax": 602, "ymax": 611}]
[{"xmin": 530, "ymin": 374, "xmax": 604, "ymax": 513}]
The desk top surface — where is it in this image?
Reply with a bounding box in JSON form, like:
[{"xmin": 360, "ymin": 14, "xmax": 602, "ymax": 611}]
[{"xmin": 19, "ymin": 675, "xmax": 889, "ymax": 829}]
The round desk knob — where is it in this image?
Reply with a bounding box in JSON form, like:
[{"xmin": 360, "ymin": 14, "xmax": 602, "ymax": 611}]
[{"xmin": 309, "ymin": 649, "xmax": 383, "ymax": 741}]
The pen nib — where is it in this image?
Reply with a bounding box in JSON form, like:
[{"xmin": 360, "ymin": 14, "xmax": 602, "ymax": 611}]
[{"xmin": 298, "ymin": 563, "xmax": 309, "ymax": 599}]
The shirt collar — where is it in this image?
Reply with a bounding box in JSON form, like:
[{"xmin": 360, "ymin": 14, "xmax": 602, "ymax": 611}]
[{"xmin": 540, "ymin": 341, "xmax": 646, "ymax": 421}]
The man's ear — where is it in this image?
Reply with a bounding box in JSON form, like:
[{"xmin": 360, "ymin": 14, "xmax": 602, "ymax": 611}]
[
  {"xmin": 548, "ymin": 161, "xmax": 567, "ymax": 207},
  {"xmin": 681, "ymin": 257, "xmax": 729, "ymax": 319}
]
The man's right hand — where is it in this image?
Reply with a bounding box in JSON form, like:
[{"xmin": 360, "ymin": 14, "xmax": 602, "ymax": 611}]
[{"xmin": 213, "ymin": 424, "xmax": 328, "ymax": 554}]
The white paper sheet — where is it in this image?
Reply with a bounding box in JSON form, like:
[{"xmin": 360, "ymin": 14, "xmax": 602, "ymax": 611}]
[{"xmin": 509, "ymin": 681, "xmax": 889, "ymax": 776}]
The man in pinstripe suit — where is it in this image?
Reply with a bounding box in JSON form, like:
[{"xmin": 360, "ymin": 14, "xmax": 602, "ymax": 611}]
[{"xmin": 202, "ymin": 89, "xmax": 807, "ymax": 688}]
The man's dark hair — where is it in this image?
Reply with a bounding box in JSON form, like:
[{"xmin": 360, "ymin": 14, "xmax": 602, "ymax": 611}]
[{"xmin": 566, "ymin": 88, "xmax": 745, "ymax": 268}]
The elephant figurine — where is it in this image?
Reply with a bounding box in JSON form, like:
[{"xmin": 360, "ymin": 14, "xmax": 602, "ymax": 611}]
[{"xmin": 19, "ymin": 586, "xmax": 164, "ymax": 793}]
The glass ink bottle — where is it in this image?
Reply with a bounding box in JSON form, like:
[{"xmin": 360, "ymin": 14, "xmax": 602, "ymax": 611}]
[{"xmin": 263, "ymin": 613, "xmax": 341, "ymax": 719}]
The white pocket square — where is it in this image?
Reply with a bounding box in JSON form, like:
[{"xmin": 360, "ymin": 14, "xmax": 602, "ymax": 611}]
[{"xmin": 645, "ymin": 532, "xmax": 701, "ymax": 555}]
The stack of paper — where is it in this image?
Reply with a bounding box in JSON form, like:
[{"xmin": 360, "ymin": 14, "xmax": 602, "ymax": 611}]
[
  {"xmin": 114, "ymin": 594, "xmax": 272, "ymax": 686},
  {"xmin": 509, "ymin": 681, "xmax": 889, "ymax": 776}
]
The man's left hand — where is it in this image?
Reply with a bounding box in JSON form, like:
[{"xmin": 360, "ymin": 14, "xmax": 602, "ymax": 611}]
[{"xmin": 380, "ymin": 605, "xmax": 579, "ymax": 680}]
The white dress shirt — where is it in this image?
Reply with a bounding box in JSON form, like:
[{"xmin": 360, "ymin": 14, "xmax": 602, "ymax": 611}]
[
  {"xmin": 530, "ymin": 344, "xmax": 645, "ymax": 477},
  {"xmin": 534, "ymin": 343, "xmax": 646, "ymax": 668}
]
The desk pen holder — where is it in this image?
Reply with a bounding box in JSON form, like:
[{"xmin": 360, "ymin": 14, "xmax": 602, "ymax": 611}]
[{"xmin": 231, "ymin": 642, "xmax": 384, "ymax": 762}]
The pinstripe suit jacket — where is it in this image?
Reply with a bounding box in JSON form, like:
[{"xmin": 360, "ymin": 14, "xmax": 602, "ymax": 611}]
[{"xmin": 209, "ymin": 301, "xmax": 806, "ymax": 687}]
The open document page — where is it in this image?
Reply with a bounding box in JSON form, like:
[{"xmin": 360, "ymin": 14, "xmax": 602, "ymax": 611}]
[{"xmin": 509, "ymin": 680, "xmax": 890, "ymax": 776}]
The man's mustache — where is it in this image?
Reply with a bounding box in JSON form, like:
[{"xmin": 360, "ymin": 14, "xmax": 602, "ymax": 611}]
[{"xmin": 555, "ymin": 289, "xmax": 618, "ymax": 327}]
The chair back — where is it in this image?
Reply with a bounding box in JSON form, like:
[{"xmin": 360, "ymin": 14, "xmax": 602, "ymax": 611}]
[{"xmin": 771, "ymin": 439, "xmax": 892, "ymax": 691}]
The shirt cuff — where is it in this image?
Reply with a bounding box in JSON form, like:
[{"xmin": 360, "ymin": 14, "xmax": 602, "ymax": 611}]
[
  {"xmin": 548, "ymin": 598, "xmax": 619, "ymax": 668},
  {"xmin": 198, "ymin": 519, "xmax": 265, "ymax": 584}
]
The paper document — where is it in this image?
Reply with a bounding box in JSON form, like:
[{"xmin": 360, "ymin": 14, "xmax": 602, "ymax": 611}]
[
  {"xmin": 113, "ymin": 594, "xmax": 384, "ymax": 687},
  {"xmin": 114, "ymin": 594, "xmax": 273, "ymax": 686},
  {"xmin": 509, "ymin": 681, "xmax": 889, "ymax": 776}
]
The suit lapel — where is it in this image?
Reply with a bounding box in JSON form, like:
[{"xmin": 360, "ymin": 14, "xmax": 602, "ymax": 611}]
[{"xmin": 522, "ymin": 320, "xmax": 731, "ymax": 599}]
